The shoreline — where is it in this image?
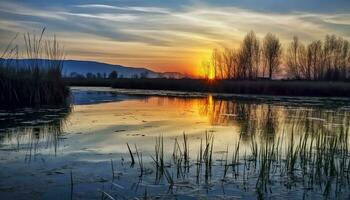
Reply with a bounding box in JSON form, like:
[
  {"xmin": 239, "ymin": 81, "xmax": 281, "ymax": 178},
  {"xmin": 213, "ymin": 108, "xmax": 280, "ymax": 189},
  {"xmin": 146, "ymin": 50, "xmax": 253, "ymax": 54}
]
[{"xmin": 65, "ymin": 78, "xmax": 350, "ymax": 98}]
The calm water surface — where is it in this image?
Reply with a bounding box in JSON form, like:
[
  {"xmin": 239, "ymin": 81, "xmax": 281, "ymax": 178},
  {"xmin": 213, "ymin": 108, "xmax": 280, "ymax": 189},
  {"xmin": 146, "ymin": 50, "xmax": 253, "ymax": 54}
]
[{"xmin": 0, "ymin": 87, "xmax": 350, "ymax": 199}]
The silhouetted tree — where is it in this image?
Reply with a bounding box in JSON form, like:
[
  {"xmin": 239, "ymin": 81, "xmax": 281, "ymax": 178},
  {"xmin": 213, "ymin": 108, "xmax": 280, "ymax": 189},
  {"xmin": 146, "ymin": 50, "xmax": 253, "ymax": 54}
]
[
  {"xmin": 240, "ymin": 31, "xmax": 260, "ymax": 79},
  {"xmin": 307, "ymin": 40, "xmax": 323, "ymax": 80},
  {"xmin": 108, "ymin": 70, "xmax": 118, "ymax": 79},
  {"xmin": 86, "ymin": 72, "xmax": 96, "ymax": 79},
  {"xmin": 203, "ymin": 31, "xmax": 350, "ymax": 81},
  {"xmin": 286, "ymin": 34, "xmax": 350, "ymax": 80},
  {"xmin": 286, "ymin": 36, "xmax": 304, "ymax": 79},
  {"xmin": 140, "ymin": 71, "xmax": 149, "ymax": 78},
  {"xmin": 222, "ymin": 48, "xmax": 238, "ymax": 79},
  {"xmin": 262, "ymin": 33, "xmax": 282, "ymax": 80}
]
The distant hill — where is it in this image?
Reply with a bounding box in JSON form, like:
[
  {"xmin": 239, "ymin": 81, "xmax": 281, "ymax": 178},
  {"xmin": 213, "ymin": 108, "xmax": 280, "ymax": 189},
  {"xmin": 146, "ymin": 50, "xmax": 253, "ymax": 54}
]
[
  {"xmin": 62, "ymin": 60, "xmax": 159, "ymax": 78},
  {"xmin": 0, "ymin": 59, "xmax": 187, "ymax": 79}
]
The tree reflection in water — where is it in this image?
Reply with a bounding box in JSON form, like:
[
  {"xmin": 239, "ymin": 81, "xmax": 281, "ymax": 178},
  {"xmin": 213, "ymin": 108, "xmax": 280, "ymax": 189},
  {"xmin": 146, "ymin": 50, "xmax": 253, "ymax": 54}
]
[{"xmin": 198, "ymin": 95, "xmax": 349, "ymax": 141}]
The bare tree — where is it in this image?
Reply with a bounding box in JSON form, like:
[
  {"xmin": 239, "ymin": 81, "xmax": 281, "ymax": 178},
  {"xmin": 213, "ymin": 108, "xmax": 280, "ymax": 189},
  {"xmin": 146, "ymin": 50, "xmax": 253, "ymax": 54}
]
[
  {"xmin": 222, "ymin": 48, "xmax": 238, "ymax": 79},
  {"xmin": 262, "ymin": 33, "xmax": 282, "ymax": 80},
  {"xmin": 203, "ymin": 31, "xmax": 350, "ymax": 81},
  {"xmin": 286, "ymin": 36, "xmax": 303, "ymax": 79},
  {"xmin": 322, "ymin": 35, "xmax": 350, "ymax": 80},
  {"xmin": 307, "ymin": 40, "xmax": 323, "ymax": 80},
  {"xmin": 340, "ymin": 39, "xmax": 349, "ymax": 80},
  {"xmin": 240, "ymin": 31, "xmax": 260, "ymax": 79}
]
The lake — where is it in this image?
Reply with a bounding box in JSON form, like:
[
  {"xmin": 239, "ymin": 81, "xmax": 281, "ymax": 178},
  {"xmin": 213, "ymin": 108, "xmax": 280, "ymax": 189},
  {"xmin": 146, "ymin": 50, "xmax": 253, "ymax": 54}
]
[{"xmin": 1, "ymin": 87, "xmax": 350, "ymax": 199}]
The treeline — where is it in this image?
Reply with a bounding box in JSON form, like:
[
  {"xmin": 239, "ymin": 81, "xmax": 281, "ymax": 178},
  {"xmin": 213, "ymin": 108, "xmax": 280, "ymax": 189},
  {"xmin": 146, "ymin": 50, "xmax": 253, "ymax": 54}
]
[
  {"xmin": 69, "ymin": 70, "xmax": 151, "ymax": 79},
  {"xmin": 111, "ymin": 79, "xmax": 350, "ymax": 97},
  {"xmin": 203, "ymin": 31, "xmax": 350, "ymax": 81},
  {"xmin": 286, "ymin": 35, "xmax": 350, "ymax": 80},
  {"xmin": 65, "ymin": 71, "xmax": 153, "ymax": 86}
]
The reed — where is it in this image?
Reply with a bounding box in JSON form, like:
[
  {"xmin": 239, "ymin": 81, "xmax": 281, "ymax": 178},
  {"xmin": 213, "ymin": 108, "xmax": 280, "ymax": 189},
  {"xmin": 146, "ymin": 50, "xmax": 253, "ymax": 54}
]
[
  {"xmin": 183, "ymin": 132, "xmax": 190, "ymax": 169},
  {"xmin": 126, "ymin": 143, "xmax": 135, "ymax": 166},
  {"xmin": 70, "ymin": 170, "xmax": 74, "ymax": 200},
  {"xmin": 122, "ymin": 124, "xmax": 350, "ymax": 198},
  {"xmin": 154, "ymin": 135, "xmax": 164, "ymax": 169},
  {"xmin": 111, "ymin": 159, "xmax": 115, "ymax": 179},
  {"xmin": 0, "ymin": 29, "xmax": 69, "ymax": 108},
  {"xmin": 135, "ymin": 144, "xmax": 144, "ymax": 177},
  {"xmin": 223, "ymin": 145, "xmax": 229, "ymax": 179},
  {"xmin": 232, "ymin": 135, "xmax": 241, "ymax": 177}
]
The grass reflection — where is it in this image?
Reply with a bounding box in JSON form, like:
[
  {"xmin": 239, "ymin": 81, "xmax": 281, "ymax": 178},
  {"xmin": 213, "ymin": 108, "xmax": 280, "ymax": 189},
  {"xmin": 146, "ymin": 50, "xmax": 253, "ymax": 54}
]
[{"xmin": 0, "ymin": 106, "xmax": 71, "ymax": 160}]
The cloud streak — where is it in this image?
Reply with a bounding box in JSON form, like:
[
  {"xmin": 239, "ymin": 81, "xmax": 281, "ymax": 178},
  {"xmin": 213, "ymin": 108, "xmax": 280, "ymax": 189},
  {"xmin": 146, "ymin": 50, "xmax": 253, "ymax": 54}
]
[{"xmin": 75, "ymin": 4, "xmax": 171, "ymax": 14}]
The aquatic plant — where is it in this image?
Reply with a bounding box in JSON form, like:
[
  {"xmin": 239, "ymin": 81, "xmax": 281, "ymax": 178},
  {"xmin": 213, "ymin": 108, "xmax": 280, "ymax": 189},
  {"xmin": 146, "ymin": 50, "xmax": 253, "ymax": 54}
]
[
  {"xmin": 126, "ymin": 143, "xmax": 135, "ymax": 166},
  {"xmin": 118, "ymin": 125, "xmax": 350, "ymax": 199}
]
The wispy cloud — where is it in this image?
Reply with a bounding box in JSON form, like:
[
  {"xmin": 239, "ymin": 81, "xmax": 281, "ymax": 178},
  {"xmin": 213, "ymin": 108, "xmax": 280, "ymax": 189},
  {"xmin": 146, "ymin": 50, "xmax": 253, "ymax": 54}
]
[
  {"xmin": 76, "ymin": 4, "xmax": 170, "ymax": 14},
  {"xmin": 0, "ymin": 2, "xmax": 66, "ymax": 20},
  {"xmin": 58, "ymin": 12, "xmax": 139, "ymax": 22},
  {"xmin": 321, "ymin": 14, "xmax": 350, "ymax": 26}
]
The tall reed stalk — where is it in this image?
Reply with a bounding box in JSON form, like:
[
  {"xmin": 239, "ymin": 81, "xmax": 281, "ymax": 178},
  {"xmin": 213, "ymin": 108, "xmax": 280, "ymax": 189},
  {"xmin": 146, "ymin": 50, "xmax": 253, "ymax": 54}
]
[{"xmin": 0, "ymin": 28, "xmax": 69, "ymax": 108}]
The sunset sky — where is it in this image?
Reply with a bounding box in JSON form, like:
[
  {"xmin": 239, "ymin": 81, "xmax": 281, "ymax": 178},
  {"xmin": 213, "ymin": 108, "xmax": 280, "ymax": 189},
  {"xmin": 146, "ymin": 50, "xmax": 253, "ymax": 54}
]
[{"xmin": 1, "ymin": 0, "xmax": 350, "ymax": 75}]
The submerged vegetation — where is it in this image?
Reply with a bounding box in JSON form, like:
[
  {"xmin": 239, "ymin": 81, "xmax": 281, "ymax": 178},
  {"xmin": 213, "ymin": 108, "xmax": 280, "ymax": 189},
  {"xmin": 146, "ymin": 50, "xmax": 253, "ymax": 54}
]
[{"xmin": 0, "ymin": 29, "xmax": 69, "ymax": 108}]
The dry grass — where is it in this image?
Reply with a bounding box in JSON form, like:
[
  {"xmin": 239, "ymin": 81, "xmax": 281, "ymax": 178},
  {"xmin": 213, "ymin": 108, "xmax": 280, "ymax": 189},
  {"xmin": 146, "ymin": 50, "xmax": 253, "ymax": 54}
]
[{"xmin": 0, "ymin": 29, "xmax": 69, "ymax": 108}]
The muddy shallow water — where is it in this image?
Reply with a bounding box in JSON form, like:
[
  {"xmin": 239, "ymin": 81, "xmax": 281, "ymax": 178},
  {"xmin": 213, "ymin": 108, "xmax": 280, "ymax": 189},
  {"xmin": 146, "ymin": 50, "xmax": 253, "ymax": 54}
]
[{"xmin": 1, "ymin": 87, "xmax": 350, "ymax": 199}]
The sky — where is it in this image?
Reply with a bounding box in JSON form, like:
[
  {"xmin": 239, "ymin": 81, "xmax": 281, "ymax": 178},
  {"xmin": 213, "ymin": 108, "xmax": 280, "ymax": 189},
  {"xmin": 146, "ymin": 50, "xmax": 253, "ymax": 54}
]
[{"xmin": 0, "ymin": 0, "xmax": 350, "ymax": 75}]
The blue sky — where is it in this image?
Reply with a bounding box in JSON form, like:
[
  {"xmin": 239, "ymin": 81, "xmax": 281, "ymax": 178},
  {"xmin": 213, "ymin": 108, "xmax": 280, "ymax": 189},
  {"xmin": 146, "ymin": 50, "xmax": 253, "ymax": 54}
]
[{"xmin": 1, "ymin": 0, "xmax": 350, "ymax": 74}]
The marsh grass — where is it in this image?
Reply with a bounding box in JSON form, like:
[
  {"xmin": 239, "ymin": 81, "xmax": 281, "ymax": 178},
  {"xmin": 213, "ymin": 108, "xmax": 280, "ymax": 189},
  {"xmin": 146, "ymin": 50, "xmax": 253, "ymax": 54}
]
[
  {"xmin": 70, "ymin": 170, "xmax": 74, "ymax": 200},
  {"xmin": 111, "ymin": 159, "xmax": 115, "ymax": 180},
  {"xmin": 134, "ymin": 144, "xmax": 144, "ymax": 177},
  {"xmin": 126, "ymin": 143, "xmax": 135, "ymax": 166},
  {"xmin": 119, "ymin": 125, "xmax": 350, "ymax": 199},
  {"xmin": 153, "ymin": 135, "xmax": 164, "ymax": 169},
  {"xmin": 0, "ymin": 29, "xmax": 69, "ymax": 108}
]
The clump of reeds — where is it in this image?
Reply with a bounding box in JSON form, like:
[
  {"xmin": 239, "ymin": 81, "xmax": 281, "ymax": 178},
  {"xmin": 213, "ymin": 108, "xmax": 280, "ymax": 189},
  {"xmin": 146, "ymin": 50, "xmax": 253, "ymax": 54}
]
[
  {"xmin": 122, "ymin": 125, "xmax": 350, "ymax": 199},
  {"xmin": 203, "ymin": 131, "xmax": 214, "ymax": 183},
  {"xmin": 153, "ymin": 135, "xmax": 164, "ymax": 169},
  {"xmin": 151, "ymin": 135, "xmax": 165, "ymax": 183},
  {"xmin": 0, "ymin": 28, "xmax": 69, "ymax": 108}
]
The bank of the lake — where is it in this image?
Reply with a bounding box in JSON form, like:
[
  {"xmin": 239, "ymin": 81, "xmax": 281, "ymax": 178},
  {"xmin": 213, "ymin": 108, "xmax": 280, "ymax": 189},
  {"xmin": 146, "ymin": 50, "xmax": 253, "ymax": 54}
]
[{"xmin": 65, "ymin": 78, "xmax": 350, "ymax": 97}]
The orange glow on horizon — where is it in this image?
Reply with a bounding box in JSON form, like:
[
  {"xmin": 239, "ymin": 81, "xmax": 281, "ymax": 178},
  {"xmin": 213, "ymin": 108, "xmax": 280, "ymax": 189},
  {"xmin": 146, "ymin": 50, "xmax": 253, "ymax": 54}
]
[{"xmin": 208, "ymin": 66, "xmax": 215, "ymax": 80}]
